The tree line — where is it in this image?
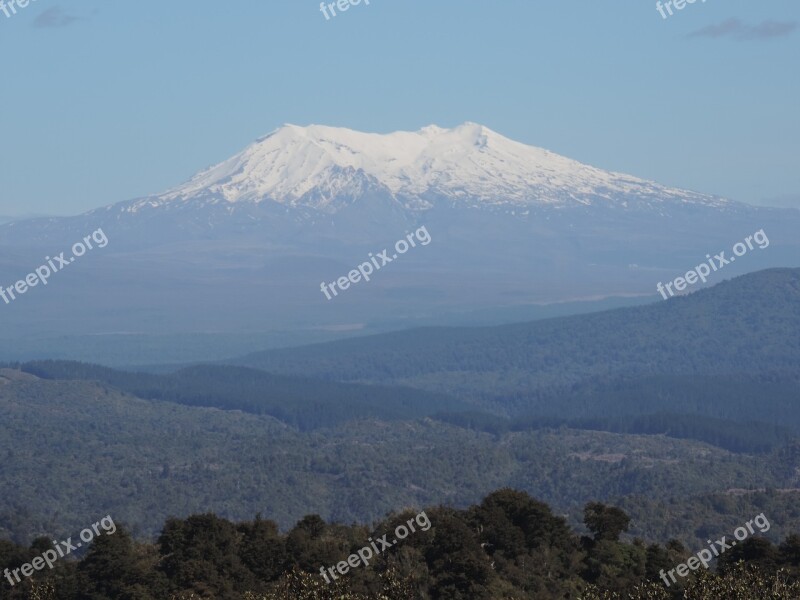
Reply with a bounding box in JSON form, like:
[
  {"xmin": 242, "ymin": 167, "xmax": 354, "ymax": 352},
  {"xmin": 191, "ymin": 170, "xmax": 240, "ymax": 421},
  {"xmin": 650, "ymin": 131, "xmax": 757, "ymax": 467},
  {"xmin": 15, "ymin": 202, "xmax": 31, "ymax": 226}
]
[{"xmin": 2, "ymin": 489, "xmax": 800, "ymax": 599}]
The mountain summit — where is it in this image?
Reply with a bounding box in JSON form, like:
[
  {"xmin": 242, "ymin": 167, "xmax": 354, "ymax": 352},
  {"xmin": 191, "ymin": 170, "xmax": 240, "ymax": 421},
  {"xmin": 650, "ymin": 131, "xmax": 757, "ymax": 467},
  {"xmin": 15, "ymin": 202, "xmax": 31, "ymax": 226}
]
[
  {"xmin": 1, "ymin": 123, "xmax": 796, "ymax": 351},
  {"xmin": 150, "ymin": 122, "xmax": 726, "ymax": 211}
]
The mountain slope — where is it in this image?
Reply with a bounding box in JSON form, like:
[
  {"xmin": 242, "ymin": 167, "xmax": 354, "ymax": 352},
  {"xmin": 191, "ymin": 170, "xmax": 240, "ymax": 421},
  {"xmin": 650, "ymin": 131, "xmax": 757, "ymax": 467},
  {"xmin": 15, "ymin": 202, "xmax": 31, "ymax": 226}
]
[
  {"xmin": 0, "ymin": 125, "xmax": 797, "ymax": 361},
  {"xmin": 230, "ymin": 268, "xmax": 800, "ymax": 422},
  {"xmin": 149, "ymin": 122, "xmax": 728, "ymax": 210},
  {"xmin": 1, "ymin": 368, "xmax": 794, "ymax": 543},
  {"xmin": 14, "ymin": 362, "xmax": 471, "ymax": 431}
]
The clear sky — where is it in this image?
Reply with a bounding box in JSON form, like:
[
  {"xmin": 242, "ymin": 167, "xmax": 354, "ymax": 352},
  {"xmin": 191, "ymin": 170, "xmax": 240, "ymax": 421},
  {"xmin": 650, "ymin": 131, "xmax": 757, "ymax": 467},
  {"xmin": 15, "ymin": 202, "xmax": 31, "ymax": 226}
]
[{"xmin": 0, "ymin": 0, "xmax": 798, "ymax": 217}]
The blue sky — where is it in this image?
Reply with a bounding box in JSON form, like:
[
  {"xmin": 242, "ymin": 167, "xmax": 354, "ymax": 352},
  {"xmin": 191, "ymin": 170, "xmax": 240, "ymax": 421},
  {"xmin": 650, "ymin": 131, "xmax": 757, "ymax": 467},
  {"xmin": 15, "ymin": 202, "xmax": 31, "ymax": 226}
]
[{"xmin": 0, "ymin": 0, "xmax": 798, "ymax": 217}]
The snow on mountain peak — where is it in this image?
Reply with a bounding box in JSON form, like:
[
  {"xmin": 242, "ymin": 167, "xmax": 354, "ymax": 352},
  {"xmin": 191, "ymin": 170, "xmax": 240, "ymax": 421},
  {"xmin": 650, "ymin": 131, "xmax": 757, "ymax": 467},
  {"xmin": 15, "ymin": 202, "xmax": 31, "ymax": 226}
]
[{"xmin": 155, "ymin": 122, "xmax": 725, "ymax": 210}]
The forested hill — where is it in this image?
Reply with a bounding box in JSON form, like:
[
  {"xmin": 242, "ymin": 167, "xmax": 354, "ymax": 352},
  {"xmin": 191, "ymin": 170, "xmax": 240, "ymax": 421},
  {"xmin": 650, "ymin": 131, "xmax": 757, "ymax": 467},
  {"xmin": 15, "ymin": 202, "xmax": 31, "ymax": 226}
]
[
  {"xmin": 7, "ymin": 367, "xmax": 800, "ymax": 545},
  {"xmin": 12, "ymin": 363, "xmax": 469, "ymax": 431},
  {"xmin": 228, "ymin": 268, "xmax": 800, "ymax": 423}
]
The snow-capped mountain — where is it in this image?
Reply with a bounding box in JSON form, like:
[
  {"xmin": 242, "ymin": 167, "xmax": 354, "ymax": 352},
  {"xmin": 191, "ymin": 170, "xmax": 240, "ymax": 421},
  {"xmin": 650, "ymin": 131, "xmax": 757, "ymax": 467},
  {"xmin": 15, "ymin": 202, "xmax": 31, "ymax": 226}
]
[
  {"xmin": 1, "ymin": 122, "xmax": 797, "ymax": 354},
  {"xmin": 137, "ymin": 122, "xmax": 727, "ymax": 213}
]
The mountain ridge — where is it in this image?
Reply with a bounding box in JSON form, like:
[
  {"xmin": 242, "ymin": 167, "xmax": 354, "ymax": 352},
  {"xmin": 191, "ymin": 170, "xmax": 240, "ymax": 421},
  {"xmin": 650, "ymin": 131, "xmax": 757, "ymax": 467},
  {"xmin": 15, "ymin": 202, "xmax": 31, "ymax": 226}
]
[
  {"xmin": 0, "ymin": 126, "xmax": 797, "ymax": 357},
  {"xmin": 228, "ymin": 267, "xmax": 800, "ymax": 421},
  {"xmin": 129, "ymin": 122, "xmax": 730, "ymax": 213}
]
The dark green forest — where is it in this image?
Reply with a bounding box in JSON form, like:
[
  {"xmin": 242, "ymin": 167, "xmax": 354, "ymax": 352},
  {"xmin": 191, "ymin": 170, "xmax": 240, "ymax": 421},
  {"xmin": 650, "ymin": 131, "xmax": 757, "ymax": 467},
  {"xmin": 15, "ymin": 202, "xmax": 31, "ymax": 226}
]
[
  {"xmin": 1, "ymin": 269, "xmax": 799, "ymax": 599},
  {"xmin": 14, "ymin": 362, "xmax": 470, "ymax": 432},
  {"xmin": 3, "ymin": 367, "xmax": 800, "ymax": 547},
  {"xmin": 3, "ymin": 489, "xmax": 800, "ymax": 600},
  {"xmin": 433, "ymin": 411, "xmax": 795, "ymax": 454},
  {"xmin": 15, "ymin": 360, "xmax": 798, "ymax": 454},
  {"xmin": 7, "ymin": 269, "xmax": 798, "ymax": 457},
  {"xmin": 229, "ymin": 268, "xmax": 800, "ymax": 427}
]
